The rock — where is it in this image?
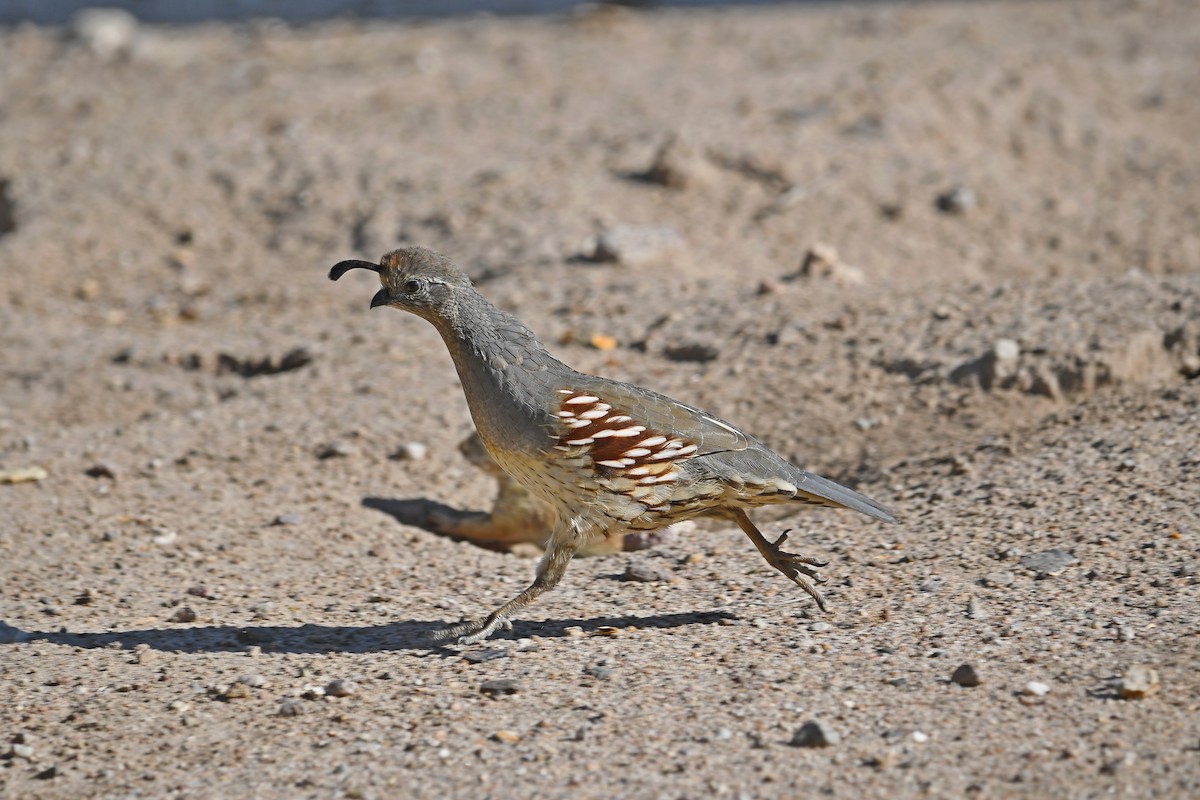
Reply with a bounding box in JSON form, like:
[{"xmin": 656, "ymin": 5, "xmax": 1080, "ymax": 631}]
[
  {"xmin": 935, "ymin": 184, "xmax": 976, "ymax": 214},
  {"xmin": 70, "ymin": 8, "xmax": 139, "ymax": 60},
  {"xmin": 1025, "ymin": 680, "xmax": 1051, "ymax": 697},
  {"xmin": 480, "ymin": 679, "xmax": 520, "ymax": 697},
  {"xmin": 1019, "ymin": 549, "xmax": 1078, "ymax": 576},
  {"xmin": 389, "ymin": 442, "xmax": 428, "ymax": 461},
  {"xmin": 1118, "ymin": 665, "xmax": 1160, "ymax": 699},
  {"xmin": 462, "ymin": 648, "xmax": 509, "ymax": 664},
  {"xmin": 589, "ymin": 225, "xmax": 686, "ymax": 267},
  {"xmin": 982, "ymin": 571, "xmax": 1014, "ymax": 588},
  {"xmin": 85, "ymin": 462, "xmax": 117, "ymax": 479},
  {"xmin": 641, "ymin": 134, "xmax": 718, "ymax": 190},
  {"xmin": 492, "ymin": 729, "xmax": 521, "ymax": 744},
  {"xmin": 950, "ymin": 663, "xmax": 982, "ymax": 687},
  {"xmin": 662, "ymin": 342, "xmax": 721, "ymax": 363},
  {"xmin": 236, "ymin": 674, "xmax": 267, "ymax": 688},
  {"xmin": 271, "ymin": 513, "xmax": 303, "ymax": 526},
  {"xmin": 34, "ymin": 765, "xmax": 58, "ymax": 780},
  {"xmin": 808, "ymin": 622, "xmax": 833, "ymax": 633},
  {"xmin": 170, "ymin": 607, "xmax": 197, "ymax": 623},
  {"xmin": 324, "ymin": 679, "xmax": 358, "ymax": 698},
  {"xmin": 563, "ymin": 626, "xmax": 585, "ymax": 638},
  {"xmin": 151, "ymin": 528, "xmax": 178, "ymax": 546},
  {"xmin": 278, "ymin": 699, "xmax": 305, "ymax": 717},
  {"xmin": 797, "ymin": 243, "xmax": 865, "ymax": 286},
  {"xmin": 622, "ymin": 561, "xmax": 671, "ymax": 583},
  {"xmin": 317, "ymin": 440, "xmax": 356, "ymax": 459},
  {"xmin": 0, "ymin": 466, "xmax": 48, "ymax": 484},
  {"xmin": 10, "ymin": 743, "xmax": 34, "ymax": 760},
  {"xmin": 1165, "ymin": 321, "xmax": 1200, "ymax": 378},
  {"xmin": 585, "ymin": 662, "xmax": 613, "ymax": 680},
  {"xmin": 951, "ymin": 340, "xmax": 1020, "ymax": 391},
  {"xmin": 966, "ymin": 596, "xmax": 989, "ymax": 619},
  {"xmin": 222, "ymin": 682, "xmax": 251, "ymax": 700},
  {"xmin": 790, "ymin": 719, "xmax": 840, "ymax": 748}
]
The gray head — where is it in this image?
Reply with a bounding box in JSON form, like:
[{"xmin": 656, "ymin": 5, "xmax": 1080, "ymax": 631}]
[{"xmin": 329, "ymin": 246, "xmax": 473, "ymax": 323}]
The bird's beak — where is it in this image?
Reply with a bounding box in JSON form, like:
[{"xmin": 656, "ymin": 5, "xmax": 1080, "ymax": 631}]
[{"xmin": 370, "ymin": 288, "xmax": 392, "ymax": 309}]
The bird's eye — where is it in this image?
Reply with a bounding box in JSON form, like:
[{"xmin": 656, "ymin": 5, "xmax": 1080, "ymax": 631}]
[{"xmin": 403, "ymin": 279, "xmax": 422, "ymax": 294}]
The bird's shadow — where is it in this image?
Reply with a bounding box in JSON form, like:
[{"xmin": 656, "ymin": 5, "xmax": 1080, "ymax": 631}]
[
  {"xmin": 362, "ymin": 495, "xmax": 519, "ymax": 553},
  {"xmin": 1, "ymin": 610, "xmax": 734, "ymax": 658}
]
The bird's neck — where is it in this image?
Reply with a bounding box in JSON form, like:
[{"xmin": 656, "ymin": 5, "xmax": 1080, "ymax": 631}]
[{"xmin": 431, "ymin": 290, "xmax": 563, "ymax": 435}]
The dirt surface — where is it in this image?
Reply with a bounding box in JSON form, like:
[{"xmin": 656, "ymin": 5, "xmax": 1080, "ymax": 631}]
[{"xmin": 3, "ymin": 1, "xmax": 1200, "ymax": 797}]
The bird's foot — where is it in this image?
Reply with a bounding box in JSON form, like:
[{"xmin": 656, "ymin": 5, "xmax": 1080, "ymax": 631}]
[
  {"xmin": 762, "ymin": 529, "xmax": 830, "ymax": 612},
  {"xmin": 429, "ymin": 613, "xmax": 513, "ymax": 645}
]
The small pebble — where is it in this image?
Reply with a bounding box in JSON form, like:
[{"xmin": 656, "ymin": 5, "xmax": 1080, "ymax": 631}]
[
  {"xmin": 85, "ymin": 462, "xmax": 117, "ymax": 479},
  {"xmin": 1119, "ymin": 665, "xmax": 1160, "ymax": 699},
  {"xmin": 11, "ymin": 743, "xmax": 34, "ymax": 760},
  {"xmin": 170, "ymin": 607, "xmax": 197, "ymax": 623},
  {"xmin": 34, "ymin": 765, "xmax": 58, "ymax": 780},
  {"xmin": 222, "ymin": 683, "xmax": 251, "ymax": 700},
  {"xmin": 589, "ymin": 225, "xmax": 686, "ymax": 267},
  {"xmin": 0, "ymin": 466, "xmax": 48, "ymax": 484},
  {"xmin": 389, "ymin": 442, "xmax": 428, "ymax": 461},
  {"xmin": 912, "ymin": 731, "xmax": 929, "ymax": 743},
  {"xmin": 790, "ymin": 719, "xmax": 840, "ymax": 748},
  {"xmin": 186, "ymin": 585, "xmax": 214, "ymax": 598},
  {"xmin": 1019, "ymin": 549, "xmax": 1078, "ymax": 577},
  {"xmin": 951, "ymin": 663, "xmax": 982, "ymax": 687},
  {"xmin": 70, "ymin": 7, "xmax": 139, "ymax": 59},
  {"xmin": 808, "ymin": 622, "xmax": 833, "ymax": 633},
  {"xmin": 237, "ymin": 673, "xmax": 267, "ymax": 689},
  {"xmin": 1025, "ymin": 681, "xmax": 1051, "ymax": 697},
  {"xmin": 317, "ymin": 441, "xmax": 356, "ymax": 459},
  {"xmin": 325, "ymin": 679, "xmax": 358, "ymax": 698},
  {"xmin": 480, "ymin": 679, "xmax": 520, "ymax": 697},
  {"xmin": 271, "ymin": 513, "xmax": 303, "ymax": 526},
  {"xmin": 278, "ymin": 699, "xmax": 305, "ymax": 717},
  {"xmin": 585, "ymin": 664, "xmax": 613, "ymax": 680},
  {"xmin": 935, "ymin": 184, "xmax": 976, "ymax": 214},
  {"xmin": 462, "ymin": 648, "xmax": 509, "ymax": 664},
  {"xmin": 966, "ymin": 596, "xmax": 989, "ymax": 619},
  {"xmin": 492, "ymin": 730, "xmax": 521, "ymax": 744},
  {"xmin": 983, "ymin": 571, "xmax": 1014, "ymax": 587},
  {"xmin": 151, "ymin": 528, "xmax": 178, "ymax": 546},
  {"xmin": 622, "ymin": 562, "xmax": 671, "ymax": 582},
  {"xmin": 564, "ymin": 626, "xmax": 585, "ymax": 638}
]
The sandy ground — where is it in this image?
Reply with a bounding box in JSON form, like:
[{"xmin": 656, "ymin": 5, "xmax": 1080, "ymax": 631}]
[{"xmin": 2, "ymin": 1, "xmax": 1199, "ymax": 797}]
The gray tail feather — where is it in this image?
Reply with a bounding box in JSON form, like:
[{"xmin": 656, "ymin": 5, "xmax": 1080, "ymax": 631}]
[{"xmin": 795, "ymin": 471, "xmax": 896, "ymax": 523}]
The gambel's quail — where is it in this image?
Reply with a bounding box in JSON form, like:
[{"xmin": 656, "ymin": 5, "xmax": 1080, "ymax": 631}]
[{"xmin": 330, "ymin": 247, "xmax": 894, "ymax": 643}]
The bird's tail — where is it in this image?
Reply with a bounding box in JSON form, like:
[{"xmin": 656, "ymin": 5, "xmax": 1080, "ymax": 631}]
[{"xmin": 792, "ymin": 470, "xmax": 896, "ymax": 523}]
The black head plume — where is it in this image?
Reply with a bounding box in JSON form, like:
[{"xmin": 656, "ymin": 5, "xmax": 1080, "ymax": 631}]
[{"xmin": 329, "ymin": 260, "xmax": 381, "ymax": 281}]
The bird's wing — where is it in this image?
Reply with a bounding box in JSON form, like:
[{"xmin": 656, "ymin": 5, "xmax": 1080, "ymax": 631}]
[{"xmin": 562, "ymin": 376, "xmax": 751, "ymax": 457}]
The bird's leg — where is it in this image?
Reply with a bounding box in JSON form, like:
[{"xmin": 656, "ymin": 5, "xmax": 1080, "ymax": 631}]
[
  {"xmin": 731, "ymin": 509, "xmax": 830, "ymax": 612},
  {"xmin": 431, "ymin": 530, "xmax": 580, "ymax": 645}
]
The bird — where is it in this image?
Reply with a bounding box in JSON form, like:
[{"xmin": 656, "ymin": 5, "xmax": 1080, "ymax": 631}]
[{"xmin": 330, "ymin": 246, "xmax": 895, "ymax": 644}]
